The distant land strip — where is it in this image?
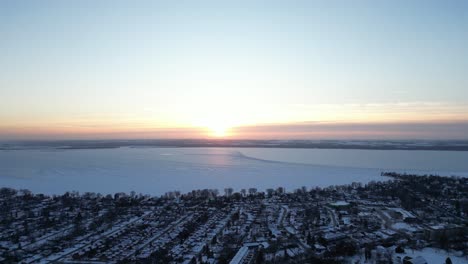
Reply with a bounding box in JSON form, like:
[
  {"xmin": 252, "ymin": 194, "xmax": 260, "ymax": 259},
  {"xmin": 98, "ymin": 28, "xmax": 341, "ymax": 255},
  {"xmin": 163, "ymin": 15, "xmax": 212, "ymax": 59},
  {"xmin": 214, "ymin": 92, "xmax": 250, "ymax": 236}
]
[{"xmin": 1, "ymin": 139, "xmax": 468, "ymax": 151}]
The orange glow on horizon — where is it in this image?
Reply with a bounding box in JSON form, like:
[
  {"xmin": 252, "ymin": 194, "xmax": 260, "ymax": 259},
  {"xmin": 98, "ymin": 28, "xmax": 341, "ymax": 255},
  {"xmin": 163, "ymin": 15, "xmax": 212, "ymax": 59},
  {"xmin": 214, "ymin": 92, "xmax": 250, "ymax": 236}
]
[{"xmin": 1, "ymin": 118, "xmax": 468, "ymax": 140}]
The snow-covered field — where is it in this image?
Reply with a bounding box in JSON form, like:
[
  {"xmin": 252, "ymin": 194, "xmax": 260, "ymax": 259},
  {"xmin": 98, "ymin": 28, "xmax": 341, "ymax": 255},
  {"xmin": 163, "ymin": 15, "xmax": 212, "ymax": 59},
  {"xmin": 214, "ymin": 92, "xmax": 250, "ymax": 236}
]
[
  {"xmin": 352, "ymin": 247, "xmax": 467, "ymax": 264},
  {"xmin": 1, "ymin": 147, "xmax": 467, "ymax": 195},
  {"xmin": 395, "ymin": 248, "xmax": 467, "ymax": 264}
]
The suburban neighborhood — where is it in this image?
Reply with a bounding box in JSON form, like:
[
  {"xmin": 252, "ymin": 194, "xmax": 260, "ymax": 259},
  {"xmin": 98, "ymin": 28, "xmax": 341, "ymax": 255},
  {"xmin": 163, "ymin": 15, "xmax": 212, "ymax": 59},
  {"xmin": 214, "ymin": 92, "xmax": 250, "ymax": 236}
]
[{"xmin": 1, "ymin": 173, "xmax": 466, "ymax": 264}]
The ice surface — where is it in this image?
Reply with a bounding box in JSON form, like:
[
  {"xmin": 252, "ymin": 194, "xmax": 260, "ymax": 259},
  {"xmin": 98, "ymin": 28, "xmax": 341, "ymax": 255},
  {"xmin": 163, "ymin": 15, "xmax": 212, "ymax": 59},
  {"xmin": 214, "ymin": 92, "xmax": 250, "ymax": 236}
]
[{"xmin": 1, "ymin": 147, "xmax": 467, "ymax": 195}]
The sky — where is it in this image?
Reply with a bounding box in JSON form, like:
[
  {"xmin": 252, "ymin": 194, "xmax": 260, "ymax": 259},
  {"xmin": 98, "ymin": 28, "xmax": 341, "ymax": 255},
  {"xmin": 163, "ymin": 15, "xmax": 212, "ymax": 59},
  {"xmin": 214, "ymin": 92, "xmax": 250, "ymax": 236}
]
[{"xmin": 1, "ymin": 0, "xmax": 467, "ymax": 140}]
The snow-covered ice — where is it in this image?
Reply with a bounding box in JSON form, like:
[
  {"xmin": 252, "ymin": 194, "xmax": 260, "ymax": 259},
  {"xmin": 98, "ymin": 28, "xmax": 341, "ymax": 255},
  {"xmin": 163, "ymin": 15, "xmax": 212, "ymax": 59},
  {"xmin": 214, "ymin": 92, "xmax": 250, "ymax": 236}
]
[{"xmin": 1, "ymin": 147, "xmax": 467, "ymax": 195}]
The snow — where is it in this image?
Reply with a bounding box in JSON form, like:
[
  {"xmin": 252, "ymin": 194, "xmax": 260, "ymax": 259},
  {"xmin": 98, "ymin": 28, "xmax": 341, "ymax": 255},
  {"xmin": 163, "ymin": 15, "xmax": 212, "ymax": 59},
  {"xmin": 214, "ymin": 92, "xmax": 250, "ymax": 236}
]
[
  {"xmin": 391, "ymin": 222, "xmax": 417, "ymax": 232},
  {"xmin": 285, "ymin": 226, "xmax": 296, "ymax": 234},
  {"xmin": 342, "ymin": 217, "xmax": 351, "ymax": 225},
  {"xmin": 229, "ymin": 246, "xmax": 249, "ymax": 264},
  {"xmin": 330, "ymin": 201, "xmax": 350, "ymax": 206},
  {"xmin": 390, "ymin": 208, "xmax": 416, "ymax": 219},
  {"xmin": 352, "ymin": 247, "xmax": 466, "ymax": 264},
  {"xmin": 396, "ymin": 248, "xmax": 467, "ymax": 264}
]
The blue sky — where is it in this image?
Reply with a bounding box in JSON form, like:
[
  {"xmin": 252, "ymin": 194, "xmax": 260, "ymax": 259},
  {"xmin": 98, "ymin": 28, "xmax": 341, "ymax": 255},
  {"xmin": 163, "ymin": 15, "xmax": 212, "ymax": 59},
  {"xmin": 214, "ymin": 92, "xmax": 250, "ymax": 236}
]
[{"xmin": 1, "ymin": 1, "xmax": 467, "ymax": 139}]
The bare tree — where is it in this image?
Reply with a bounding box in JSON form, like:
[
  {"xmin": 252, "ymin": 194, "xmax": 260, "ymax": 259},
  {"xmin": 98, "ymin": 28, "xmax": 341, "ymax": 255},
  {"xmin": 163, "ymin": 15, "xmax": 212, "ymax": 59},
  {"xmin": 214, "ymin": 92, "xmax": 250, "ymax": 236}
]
[{"xmin": 224, "ymin": 188, "xmax": 233, "ymax": 197}]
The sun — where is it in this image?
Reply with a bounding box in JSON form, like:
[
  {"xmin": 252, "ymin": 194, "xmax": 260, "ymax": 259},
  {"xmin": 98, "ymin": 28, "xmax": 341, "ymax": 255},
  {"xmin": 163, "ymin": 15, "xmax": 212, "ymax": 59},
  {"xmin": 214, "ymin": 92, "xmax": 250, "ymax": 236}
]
[
  {"xmin": 210, "ymin": 124, "xmax": 229, "ymax": 137},
  {"xmin": 196, "ymin": 116, "xmax": 235, "ymax": 138}
]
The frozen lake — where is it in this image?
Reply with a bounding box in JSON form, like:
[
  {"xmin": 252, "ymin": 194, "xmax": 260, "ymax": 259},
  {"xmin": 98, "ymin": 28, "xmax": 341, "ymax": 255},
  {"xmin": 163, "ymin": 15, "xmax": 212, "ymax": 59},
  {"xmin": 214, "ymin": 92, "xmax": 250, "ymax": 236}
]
[{"xmin": 1, "ymin": 147, "xmax": 467, "ymax": 195}]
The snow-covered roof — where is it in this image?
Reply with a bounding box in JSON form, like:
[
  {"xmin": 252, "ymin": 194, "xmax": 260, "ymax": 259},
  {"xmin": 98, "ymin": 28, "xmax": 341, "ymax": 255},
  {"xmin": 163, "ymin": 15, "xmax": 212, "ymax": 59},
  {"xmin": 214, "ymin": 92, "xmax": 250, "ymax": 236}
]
[{"xmin": 330, "ymin": 201, "xmax": 350, "ymax": 207}]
